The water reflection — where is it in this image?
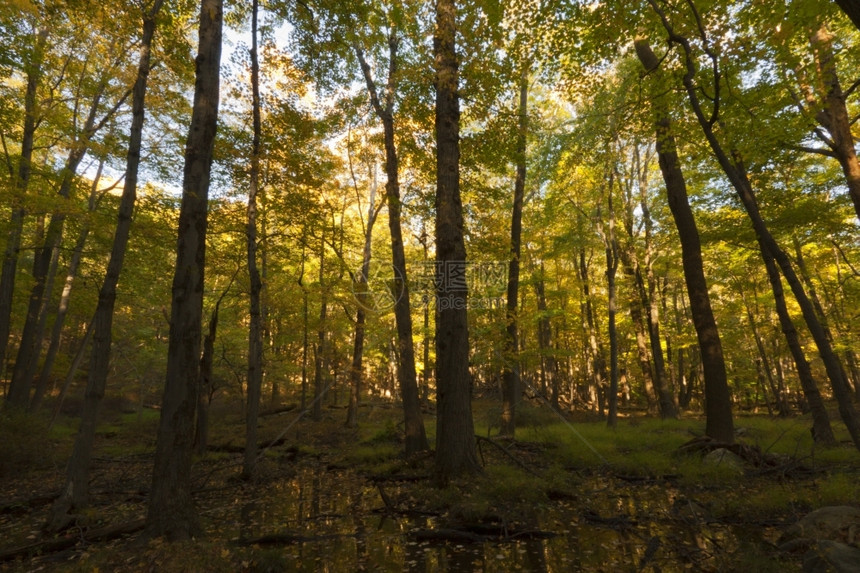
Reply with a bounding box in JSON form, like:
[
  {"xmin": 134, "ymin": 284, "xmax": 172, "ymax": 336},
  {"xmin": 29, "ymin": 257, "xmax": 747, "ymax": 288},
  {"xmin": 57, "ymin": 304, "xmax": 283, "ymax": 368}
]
[{"xmin": 229, "ymin": 467, "xmax": 774, "ymax": 571}]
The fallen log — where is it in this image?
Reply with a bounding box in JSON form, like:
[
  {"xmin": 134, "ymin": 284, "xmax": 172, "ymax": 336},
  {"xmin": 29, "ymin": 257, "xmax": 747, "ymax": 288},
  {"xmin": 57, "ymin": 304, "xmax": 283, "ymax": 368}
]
[
  {"xmin": 407, "ymin": 526, "xmax": 556, "ymax": 543},
  {"xmin": 0, "ymin": 493, "xmax": 57, "ymax": 516},
  {"xmin": 0, "ymin": 519, "xmax": 145, "ymax": 562},
  {"xmin": 234, "ymin": 532, "xmax": 358, "ymax": 546}
]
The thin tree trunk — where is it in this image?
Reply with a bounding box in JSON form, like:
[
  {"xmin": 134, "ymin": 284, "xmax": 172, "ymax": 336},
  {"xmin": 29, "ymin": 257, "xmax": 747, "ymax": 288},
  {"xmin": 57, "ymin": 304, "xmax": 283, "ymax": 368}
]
[
  {"xmin": 741, "ymin": 292, "xmax": 787, "ymax": 416},
  {"xmin": 48, "ymin": 319, "xmax": 94, "ymax": 431},
  {"xmin": 434, "ymin": 0, "xmax": 479, "ymax": 483},
  {"xmin": 763, "ymin": 245, "xmax": 835, "ymax": 442},
  {"xmin": 196, "ymin": 271, "xmax": 239, "ymax": 456},
  {"xmin": 10, "ymin": 134, "xmax": 95, "ymax": 405},
  {"xmin": 645, "ymin": 9, "xmax": 860, "ymax": 449},
  {"xmin": 2, "ymin": 29, "xmax": 48, "ymax": 407},
  {"xmin": 597, "ymin": 171, "xmax": 620, "ymax": 428},
  {"xmin": 355, "ymin": 37, "xmax": 427, "ymax": 454},
  {"xmin": 636, "ymin": 36, "xmax": 735, "ymax": 441},
  {"xmin": 500, "ymin": 72, "xmax": 528, "ymax": 436},
  {"xmin": 146, "ymin": 0, "xmax": 222, "ymax": 540},
  {"xmin": 30, "ymin": 161, "xmax": 105, "ymax": 411},
  {"xmin": 313, "ymin": 231, "xmax": 326, "ymax": 423},
  {"xmin": 48, "ymin": 1, "xmax": 164, "ymax": 532},
  {"xmin": 243, "ymin": 0, "xmax": 264, "ymax": 481},
  {"xmin": 633, "ymin": 147, "xmax": 677, "ymax": 419},
  {"xmin": 346, "ymin": 165, "xmax": 378, "ymax": 429}
]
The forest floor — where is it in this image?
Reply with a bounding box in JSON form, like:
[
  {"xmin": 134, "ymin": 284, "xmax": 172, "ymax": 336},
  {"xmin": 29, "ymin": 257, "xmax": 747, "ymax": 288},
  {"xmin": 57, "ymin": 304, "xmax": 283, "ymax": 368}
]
[{"xmin": 1, "ymin": 396, "xmax": 859, "ymax": 572}]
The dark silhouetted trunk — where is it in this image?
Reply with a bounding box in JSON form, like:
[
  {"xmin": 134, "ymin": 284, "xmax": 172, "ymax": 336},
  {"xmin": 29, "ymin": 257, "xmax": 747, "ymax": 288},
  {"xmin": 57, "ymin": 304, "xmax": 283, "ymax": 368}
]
[
  {"xmin": 635, "ymin": 37, "xmax": 732, "ymax": 442},
  {"xmin": 644, "ymin": 10, "xmax": 860, "ymax": 449},
  {"xmin": 243, "ymin": 0, "xmax": 263, "ymax": 481},
  {"xmin": 146, "ymin": 0, "xmax": 222, "ymax": 540},
  {"xmin": 355, "ymin": 36, "xmax": 427, "ymax": 454},
  {"xmin": 313, "ymin": 231, "xmax": 327, "ymax": 422},
  {"xmin": 501, "ymin": 73, "xmax": 528, "ymax": 436},
  {"xmin": 48, "ymin": 1, "xmax": 163, "ymax": 532},
  {"xmin": 30, "ymin": 161, "xmax": 105, "ymax": 411},
  {"xmin": 346, "ymin": 167, "xmax": 377, "ymax": 429},
  {"xmin": 434, "ymin": 0, "xmax": 479, "ymax": 483},
  {"xmin": 2, "ymin": 29, "xmax": 47, "ymax": 407}
]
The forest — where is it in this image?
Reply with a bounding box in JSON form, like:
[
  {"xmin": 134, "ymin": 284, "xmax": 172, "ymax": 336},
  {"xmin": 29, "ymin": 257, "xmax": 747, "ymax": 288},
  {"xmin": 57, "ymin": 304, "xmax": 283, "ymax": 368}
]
[{"xmin": 1, "ymin": 0, "xmax": 859, "ymax": 570}]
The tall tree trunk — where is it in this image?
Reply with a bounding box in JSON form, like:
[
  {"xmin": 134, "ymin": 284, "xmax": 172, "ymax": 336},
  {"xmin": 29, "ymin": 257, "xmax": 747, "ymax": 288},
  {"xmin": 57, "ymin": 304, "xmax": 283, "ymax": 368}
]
[
  {"xmin": 313, "ymin": 231, "xmax": 327, "ymax": 423},
  {"xmin": 535, "ymin": 263, "xmax": 557, "ymax": 409},
  {"xmin": 635, "ymin": 37, "xmax": 733, "ymax": 442},
  {"xmin": 298, "ymin": 240, "xmax": 308, "ymax": 411},
  {"xmin": 196, "ymin": 271, "xmax": 238, "ymax": 456},
  {"xmin": 500, "ymin": 72, "xmax": 528, "ymax": 436},
  {"xmin": 355, "ymin": 36, "xmax": 427, "ymax": 454},
  {"xmin": 30, "ymin": 161, "xmax": 105, "ymax": 411},
  {"xmin": 433, "ymin": 0, "xmax": 479, "ymax": 483},
  {"xmin": 635, "ymin": 147, "xmax": 677, "ymax": 419},
  {"xmin": 2, "ymin": 29, "xmax": 48, "ymax": 406},
  {"xmin": 809, "ymin": 24, "xmax": 860, "ymax": 221},
  {"xmin": 243, "ymin": 0, "xmax": 264, "ymax": 481},
  {"xmin": 618, "ymin": 178, "xmax": 657, "ymax": 411},
  {"xmin": 48, "ymin": 1, "xmax": 164, "ymax": 532},
  {"xmin": 597, "ymin": 171, "xmax": 620, "ymax": 428},
  {"xmin": 644, "ymin": 10, "xmax": 860, "ymax": 450},
  {"xmin": 579, "ymin": 246, "xmax": 607, "ymax": 414},
  {"xmin": 146, "ymin": 0, "xmax": 222, "ymax": 540},
  {"xmin": 9, "ymin": 80, "xmax": 113, "ymax": 405},
  {"xmin": 741, "ymin": 290, "xmax": 788, "ymax": 417},
  {"xmin": 346, "ymin": 166, "xmax": 377, "ymax": 429}
]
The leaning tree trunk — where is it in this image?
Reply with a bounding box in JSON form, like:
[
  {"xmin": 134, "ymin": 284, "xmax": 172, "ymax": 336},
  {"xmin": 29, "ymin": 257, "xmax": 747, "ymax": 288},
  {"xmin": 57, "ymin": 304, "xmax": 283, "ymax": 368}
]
[
  {"xmin": 48, "ymin": 0, "xmax": 164, "ymax": 533},
  {"xmin": 10, "ymin": 77, "xmax": 122, "ymax": 405},
  {"xmin": 355, "ymin": 36, "xmax": 427, "ymax": 454},
  {"xmin": 243, "ymin": 0, "xmax": 264, "ymax": 481},
  {"xmin": 760, "ymin": 249, "xmax": 833, "ymax": 440},
  {"xmin": 635, "ymin": 37, "xmax": 733, "ymax": 442},
  {"xmin": 30, "ymin": 161, "xmax": 105, "ymax": 411},
  {"xmin": 2, "ymin": 29, "xmax": 47, "ymax": 407},
  {"xmin": 500, "ymin": 72, "xmax": 528, "ymax": 437},
  {"xmin": 644, "ymin": 9, "xmax": 860, "ymax": 449},
  {"xmin": 434, "ymin": 0, "xmax": 479, "ymax": 484},
  {"xmin": 146, "ymin": 0, "xmax": 222, "ymax": 540}
]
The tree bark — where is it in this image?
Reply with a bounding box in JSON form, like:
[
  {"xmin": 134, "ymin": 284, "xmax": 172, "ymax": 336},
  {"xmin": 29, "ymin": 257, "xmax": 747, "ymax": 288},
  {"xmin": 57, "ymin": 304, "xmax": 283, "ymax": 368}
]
[
  {"xmin": 634, "ymin": 37, "xmax": 732, "ymax": 442},
  {"xmin": 355, "ymin": 36, "xmax": 427, "ymax": 454},
  {"xmin": 501, "ymin": 72, "xmax": 528, "ymax": 436},
  {"xmin": 835, "ymin": 0, "xmax": 860, "ymax": 32},
  {"xmin": 645, "ymin": 7, "xmax": 860, "ymax": 450},
  {"xmin": 2, "ymin": 29, "xmax": 48, "ymax": 407},
  {"xmin": 243, "ymin": 0, "xmax": 264, "ymax": 481},
  {"xmin": 48, "ymin": 0, "xmax": 164, "ymax": 532},
  {"xmin": 146, "ymin": 0, "xmax": 222, "ymax": 540},
  {"xmin": 434, "ymin": 0, "xmax": 479, "ymax": 483},
  {"xmin": 313, "ymin": 230, "xmax": 327, "ymax": 423},
  {"xmin": 809, "ymin": 24, "xmax": 860, "ymax": 221},
  {"xmin": 346, "ymin": 164, "xmax": 378, "ymax": 429},
  {"xmin": 600, "ymin": 173, "xmax": 620, "ymax": 428},
  {"xmin": 9, "ymin": 75, "xmax": 121, "ymax": 405},
  {"xmin": 30, "ymin": 161, "xmax": 105, "ymax": 411}
]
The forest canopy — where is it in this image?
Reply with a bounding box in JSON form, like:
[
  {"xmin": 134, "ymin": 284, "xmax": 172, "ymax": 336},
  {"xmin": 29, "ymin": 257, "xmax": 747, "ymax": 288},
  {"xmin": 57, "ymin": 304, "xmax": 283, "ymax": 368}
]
[{"xmin": 1, "ymin": 0, "xmax": 859, "ymax": 562}]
